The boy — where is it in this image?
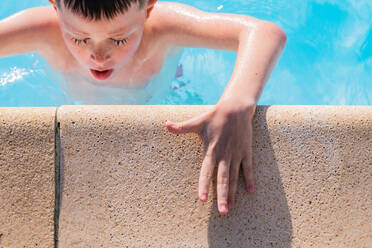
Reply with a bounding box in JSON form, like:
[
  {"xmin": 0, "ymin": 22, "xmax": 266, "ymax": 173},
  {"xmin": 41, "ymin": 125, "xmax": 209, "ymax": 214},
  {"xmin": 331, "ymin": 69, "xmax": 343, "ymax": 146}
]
[{"xmin": 0, "ymin": 0, "xmax": 286, "ymax": 215}]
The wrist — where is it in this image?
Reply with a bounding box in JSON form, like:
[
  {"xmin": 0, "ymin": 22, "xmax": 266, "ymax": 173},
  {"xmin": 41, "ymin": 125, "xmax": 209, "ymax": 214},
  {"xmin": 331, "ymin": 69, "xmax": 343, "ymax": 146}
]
[{"xmin": 216, "ymin": 95, "xmax": 257, "ymax": 118}]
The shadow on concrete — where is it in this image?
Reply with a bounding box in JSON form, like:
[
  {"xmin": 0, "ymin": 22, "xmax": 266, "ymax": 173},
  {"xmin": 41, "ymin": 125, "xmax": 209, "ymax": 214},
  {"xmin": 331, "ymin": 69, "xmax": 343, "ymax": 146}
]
[
  {"xmin": 207, "ymin": 106, "xmax": 293, "ymax": 247},
  {"xmin": 54, "ymin": 118, "xmax": 65, "ymax": 248}
]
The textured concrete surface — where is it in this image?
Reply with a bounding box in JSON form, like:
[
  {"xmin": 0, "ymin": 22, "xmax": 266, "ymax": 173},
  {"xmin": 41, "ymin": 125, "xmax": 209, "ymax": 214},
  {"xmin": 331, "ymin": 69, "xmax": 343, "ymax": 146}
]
[
  {"xmin": 57, "ymin": 105, "xmax": 372, "ymax": 248},
  {"xmin": 0, "ymin": 107, "xmax": 56, "ymax": 248}
]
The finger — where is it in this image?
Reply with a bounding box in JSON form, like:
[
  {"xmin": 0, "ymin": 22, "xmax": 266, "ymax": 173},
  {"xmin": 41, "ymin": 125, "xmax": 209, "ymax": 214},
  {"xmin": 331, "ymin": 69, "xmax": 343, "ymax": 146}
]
[
  {"xmin": 165, "ymin": 110, "xmax": 213, "ymax": 135},
  {"xmin": 165, "ymin": 119, "xmax": 201, "ymax": 134},
  {"xmin": 242, "ymin": 155, "xmax": 255, "ymax": 194},
  {"xmin": 198, "ymin": 147, "xmax": 216, "ymax": 202},
  {"xmin": 228, "ymin": 158, "xmax": 241, "ymax": 210},
  {"xmin": 217, "ymin": 159, "xmax": 230, "ymax": 215}
]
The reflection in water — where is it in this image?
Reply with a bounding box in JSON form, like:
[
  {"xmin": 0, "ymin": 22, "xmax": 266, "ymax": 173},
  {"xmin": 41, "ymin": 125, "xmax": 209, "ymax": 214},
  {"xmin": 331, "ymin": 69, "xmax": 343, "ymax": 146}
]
[
  {"xmin": 0, "ymin": 67, "xmax": 31, "ymax": 86},
  {"xmin": 360, "ymin": 25, "xmax": 372, "ymax": 60}
]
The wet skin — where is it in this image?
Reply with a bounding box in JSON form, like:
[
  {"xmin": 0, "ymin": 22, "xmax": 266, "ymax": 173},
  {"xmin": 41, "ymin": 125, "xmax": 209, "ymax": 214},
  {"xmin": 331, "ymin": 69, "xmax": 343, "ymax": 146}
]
[{"xmin": 0, "ymin": 1, "xmax": 286, "ymax": 214}]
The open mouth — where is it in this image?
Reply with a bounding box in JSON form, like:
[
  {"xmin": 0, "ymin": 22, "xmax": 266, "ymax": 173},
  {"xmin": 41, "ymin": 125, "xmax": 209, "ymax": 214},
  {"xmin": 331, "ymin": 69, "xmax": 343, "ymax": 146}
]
[{"xmin": 90, "ymin": 69, "xmax": 114, "ymax": 80}]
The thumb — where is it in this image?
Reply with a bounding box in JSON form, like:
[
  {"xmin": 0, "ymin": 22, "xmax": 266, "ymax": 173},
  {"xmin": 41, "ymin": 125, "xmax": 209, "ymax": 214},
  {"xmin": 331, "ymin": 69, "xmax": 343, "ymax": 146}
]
[{"xmin": 165, "ymin": 117, "xmax": 204, "ymax": 134}]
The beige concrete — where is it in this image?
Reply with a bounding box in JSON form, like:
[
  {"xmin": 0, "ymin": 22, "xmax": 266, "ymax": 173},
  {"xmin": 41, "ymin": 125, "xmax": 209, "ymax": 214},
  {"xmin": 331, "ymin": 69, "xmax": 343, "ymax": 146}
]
[
  {"xmin": 57, "ymin": 105, "xmax": 371, "ymax": 248},
  {"xmin": 0, "ymin": 107, "xmax": 56, "ymax": 248}
]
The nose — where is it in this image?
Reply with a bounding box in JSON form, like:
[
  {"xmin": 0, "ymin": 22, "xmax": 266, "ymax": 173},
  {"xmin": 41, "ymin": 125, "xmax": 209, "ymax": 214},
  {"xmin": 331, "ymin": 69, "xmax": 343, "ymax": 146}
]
[{"xmin": 90, "ymin": 50, "xmax": 111, "ymax": 64}]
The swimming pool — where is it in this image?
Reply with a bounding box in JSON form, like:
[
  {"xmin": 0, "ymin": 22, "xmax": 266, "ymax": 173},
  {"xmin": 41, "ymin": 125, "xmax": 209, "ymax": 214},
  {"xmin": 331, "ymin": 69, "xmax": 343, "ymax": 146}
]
[{"xmin": 0, "ymin": 0, "xmax": 371, "ymax": 106}]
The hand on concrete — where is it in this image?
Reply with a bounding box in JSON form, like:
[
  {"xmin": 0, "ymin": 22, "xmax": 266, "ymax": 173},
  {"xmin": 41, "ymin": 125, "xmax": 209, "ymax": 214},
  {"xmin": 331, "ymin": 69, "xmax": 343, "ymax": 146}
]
[{"xmin": 165, "ymin": 101, "xmax": 255, "ymax": 215}]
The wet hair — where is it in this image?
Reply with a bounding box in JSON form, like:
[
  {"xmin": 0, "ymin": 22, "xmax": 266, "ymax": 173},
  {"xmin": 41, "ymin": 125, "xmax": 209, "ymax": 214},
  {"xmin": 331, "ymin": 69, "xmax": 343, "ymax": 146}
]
[{"xmin": 55, "ymin": 0, "xmax": 147, "ymax": 20}]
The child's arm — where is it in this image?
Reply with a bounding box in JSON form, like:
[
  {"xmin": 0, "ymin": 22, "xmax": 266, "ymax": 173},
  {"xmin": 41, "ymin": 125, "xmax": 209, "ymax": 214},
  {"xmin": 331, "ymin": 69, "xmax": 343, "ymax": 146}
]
[
  {"xmin": 0, "ymin": 7, "xmax": 55, "ymax": 58},
  {"xmin": 154, "ymin": 2, "xmax": 286, "ymax": 101},
  {"xmin": 161, "ymin": 2, "xmax": 286, "ymax": 214}
]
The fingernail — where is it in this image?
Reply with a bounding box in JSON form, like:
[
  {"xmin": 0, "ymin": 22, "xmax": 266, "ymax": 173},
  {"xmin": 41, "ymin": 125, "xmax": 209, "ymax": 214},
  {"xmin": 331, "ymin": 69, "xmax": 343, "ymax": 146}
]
[
  {"xmin": 200, "ymin": 194, "xmax": 207, "ymax": 201},
  {"xmin": 219, "ymin": 204, "xmax": 228, "ymax": 214},
  {"xmin": 169, "ymin": 122, "xmax": 177, "ymax": 128},
  {"xmin": 166, "ymin": 121, "xmax": 175, "ymax": 128},
  {"xmin": 248, "ymin": 185, "xmax": 255, "ymax": 193}
]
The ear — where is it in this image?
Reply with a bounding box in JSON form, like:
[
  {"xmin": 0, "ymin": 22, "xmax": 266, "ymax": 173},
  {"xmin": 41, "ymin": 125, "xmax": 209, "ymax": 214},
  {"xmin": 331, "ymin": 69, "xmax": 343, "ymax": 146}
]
[
  {"xmin": 146, "ymin": 0, "xmax": 157, "ymax": 18},
  {"xmin": 49, "ymin": 0, "xmax": 57, "ymax": 11}
]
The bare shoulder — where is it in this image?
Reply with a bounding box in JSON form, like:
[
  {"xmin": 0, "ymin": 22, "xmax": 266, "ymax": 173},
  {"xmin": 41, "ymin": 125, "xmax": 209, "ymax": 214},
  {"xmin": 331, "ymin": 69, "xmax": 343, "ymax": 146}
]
[
  {"xmin": 149, "ymin": 1, "xmax": 204, "ymax": 30},
  {"xmin": 149, "ymin": 2, "xmax": 260, "ymax": 33},
  {"xmin": 13, "ymin": 6, "xmax": 65, "ymax": 51},
  {"xmin": 29, "ymin": 7, "xmax": 72, "ymax": 68},
  {"xmin": 152, "ymin": 1, "xmax": 202, "ymax": 14},
  {"xmin": 145, "ymin": 1, "xmax": 205, "ymax": 50}
]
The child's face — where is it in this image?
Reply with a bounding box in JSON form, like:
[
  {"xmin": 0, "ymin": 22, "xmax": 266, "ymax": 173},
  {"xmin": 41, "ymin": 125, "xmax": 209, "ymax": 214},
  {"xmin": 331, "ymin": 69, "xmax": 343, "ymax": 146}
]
[{"xmin": 56, "ymin": 2, "xmax": 148, "ymax": 81}]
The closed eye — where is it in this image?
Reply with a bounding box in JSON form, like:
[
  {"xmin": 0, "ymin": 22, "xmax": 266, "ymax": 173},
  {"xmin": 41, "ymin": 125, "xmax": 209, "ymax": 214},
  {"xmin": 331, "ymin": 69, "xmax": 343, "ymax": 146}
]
[
  {"xmin": 111, "ymin": 38, "xmax": 128, "ymax": 46},
  {"xmin": 71, "ymin": 37, "xmax": 88, "ymax": 46}
]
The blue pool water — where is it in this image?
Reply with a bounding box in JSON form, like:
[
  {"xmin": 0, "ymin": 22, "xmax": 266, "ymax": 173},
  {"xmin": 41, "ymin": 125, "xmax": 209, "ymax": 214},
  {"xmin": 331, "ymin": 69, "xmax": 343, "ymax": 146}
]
[{"xmin": 0, "ymin": 0, "xmax": 371, "ymax": 106}]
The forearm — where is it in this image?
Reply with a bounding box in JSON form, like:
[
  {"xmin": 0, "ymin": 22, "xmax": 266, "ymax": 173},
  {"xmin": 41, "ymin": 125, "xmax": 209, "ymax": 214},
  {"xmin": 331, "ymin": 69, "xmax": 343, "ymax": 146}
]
[{"xmin": 219, "ymin": 21, "xmax": 287, "ymax": 110}]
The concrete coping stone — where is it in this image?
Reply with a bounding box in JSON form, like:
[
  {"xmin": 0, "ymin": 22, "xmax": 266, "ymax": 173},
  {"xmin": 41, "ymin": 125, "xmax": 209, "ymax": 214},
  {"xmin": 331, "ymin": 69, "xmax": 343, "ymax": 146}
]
[{"xmin": 0, "ymin": 106, "xmax": 371, "ymax": 247}]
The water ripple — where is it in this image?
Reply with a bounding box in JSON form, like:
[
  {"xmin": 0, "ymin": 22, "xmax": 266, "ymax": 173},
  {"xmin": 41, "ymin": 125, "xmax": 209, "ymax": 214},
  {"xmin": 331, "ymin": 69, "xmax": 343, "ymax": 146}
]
[{"xmin": 0, "ymin": 67, "xmax": 32, "ymax": 86}]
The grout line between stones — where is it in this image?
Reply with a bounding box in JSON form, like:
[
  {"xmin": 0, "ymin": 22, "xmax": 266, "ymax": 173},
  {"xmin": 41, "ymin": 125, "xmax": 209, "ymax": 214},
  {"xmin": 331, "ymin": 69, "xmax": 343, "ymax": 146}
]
[{"xmin": 54, "ymin": 107, "xmax": 61, "ymax": 248}]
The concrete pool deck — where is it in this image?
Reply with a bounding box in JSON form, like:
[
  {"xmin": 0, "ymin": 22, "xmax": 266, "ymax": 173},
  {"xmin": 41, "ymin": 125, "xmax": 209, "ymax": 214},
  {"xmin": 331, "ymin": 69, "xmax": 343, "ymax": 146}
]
[{"xmin": 0, "ymin": 106, "xmax": 371, "ymax": 247}]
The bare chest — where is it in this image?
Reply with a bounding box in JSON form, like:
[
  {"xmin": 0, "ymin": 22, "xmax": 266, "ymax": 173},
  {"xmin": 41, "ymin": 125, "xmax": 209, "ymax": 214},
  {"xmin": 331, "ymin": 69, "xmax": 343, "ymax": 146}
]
[{"xmin": 112, "ymin": 50, "xmax": 168, "ymax": 87}]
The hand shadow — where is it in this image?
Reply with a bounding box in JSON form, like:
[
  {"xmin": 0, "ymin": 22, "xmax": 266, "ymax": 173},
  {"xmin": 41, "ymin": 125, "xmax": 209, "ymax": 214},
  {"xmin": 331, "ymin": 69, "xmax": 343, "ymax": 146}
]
[{"xmin": 207, "ymin": 106, "xmax": 293, "ymax": 248}]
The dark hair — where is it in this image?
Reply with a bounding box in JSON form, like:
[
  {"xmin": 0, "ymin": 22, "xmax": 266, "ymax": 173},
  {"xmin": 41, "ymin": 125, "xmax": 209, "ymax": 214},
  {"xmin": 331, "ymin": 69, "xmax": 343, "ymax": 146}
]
[{"xmin": 55, "ymin": 0, "xmax": 147, "ymax": 20}]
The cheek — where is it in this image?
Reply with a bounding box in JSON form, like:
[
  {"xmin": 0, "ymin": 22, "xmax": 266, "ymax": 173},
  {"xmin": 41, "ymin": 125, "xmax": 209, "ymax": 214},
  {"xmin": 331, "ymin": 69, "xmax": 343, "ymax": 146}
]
[
  {"xmin": 71, "ymin": 46, "xmax": 89, "ymax": 62},
  {"xmin": 65, "ymin": 41, "xmax": 90, "ymax": 64},
  {"xmin": 113, "ymin": 47, "xmax": 133, "ymax": 63},
  {"xmin": 113, "ymin": 37, "xmax": 142, "ymax": 64}
]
